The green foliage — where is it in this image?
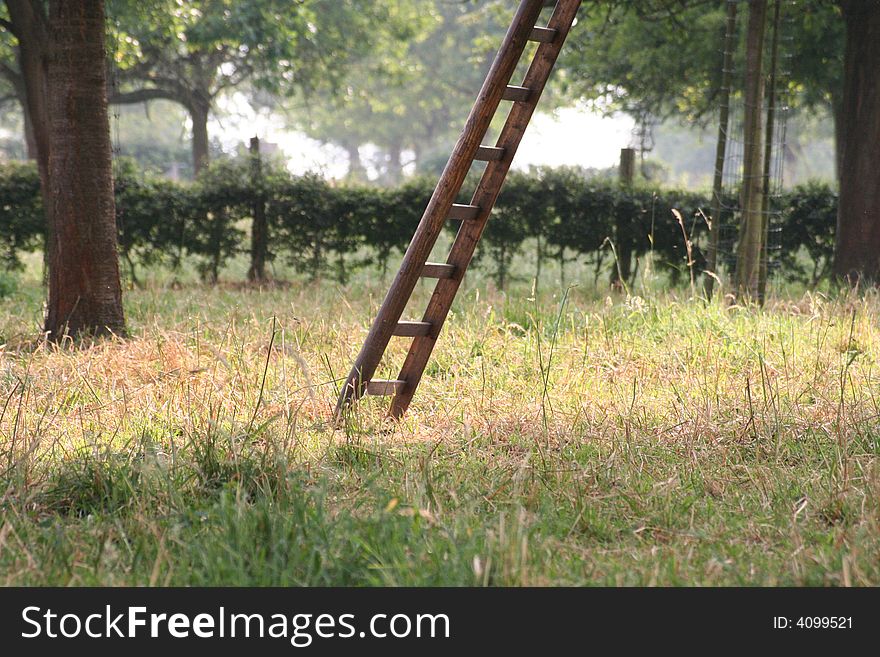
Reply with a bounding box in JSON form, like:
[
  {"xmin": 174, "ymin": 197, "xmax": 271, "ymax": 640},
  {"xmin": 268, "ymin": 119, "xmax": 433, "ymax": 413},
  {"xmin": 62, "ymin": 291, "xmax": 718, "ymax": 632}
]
[
  {"xmin": 114, "ymin": 158, "xmax": 192, "ymax": 282},
  {"xmin": 113, "ymin": 102, "xmax": 193, "ymax": 178},
  {"xmin": 0, "ymin": 269, "xmax": 18, "ymax": 298},
  {"xmin": 189, "ymin": 159, "xmax": 250, "ymax": 282},
  {"xmin": 777, "ymin": 182, "xmax": 838, "ymax": 285},
  {"xmin": 364, "ymin": 177, "xmax": 431, "ymax": 274},
  {"xmin": 559, "ymin": 2, "xmax": 730, "ymax": 123},
  {"xmin": 558, "ymin": 1, "xmax": 845, "ymax": 125},
  {"xmin": 0, "ymin": 161, "xmax": 42, "ymax": 269},
  {"xmin": 271, "ymin": 173, "xmax": 338, "ymax": 281},
  {"xmin": 489, "ymin": 171, "xmax": 546, "ymax": 288},
  {"xmin": 0, "ymin": 159, "xmax": 840, "ymax": 287},
  {"xmin": 296, "ymin": 1, "xmax": 507, "ymax": 181},
  {"xmin": 106, "ymin": 0, "xmax": 422, "ymax": 156}
]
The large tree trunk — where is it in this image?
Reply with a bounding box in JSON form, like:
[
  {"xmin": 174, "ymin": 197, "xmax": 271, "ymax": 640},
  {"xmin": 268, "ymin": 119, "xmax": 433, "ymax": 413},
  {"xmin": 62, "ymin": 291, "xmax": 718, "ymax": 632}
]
[
  {"xmin": 44, "ymin": 0, "xmax": 125, "ymax": 339},
  {"xmin": 832, "ymin": 1, "xmax": 880, "ymax": 283},
  {"xmin": 735, "ymin": 0, "xmax": 768, "ymax": 301},
  {"xmin": 190, "ymin": 98, "xmax": 210, "ymax": 176}
]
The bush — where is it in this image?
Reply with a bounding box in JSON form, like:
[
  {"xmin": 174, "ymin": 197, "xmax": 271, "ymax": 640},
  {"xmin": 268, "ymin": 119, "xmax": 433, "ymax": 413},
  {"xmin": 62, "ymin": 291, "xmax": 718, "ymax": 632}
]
[
  {"xmin": 0, "ymin": 157, "xmax": 839, "ymax": 288},
  {"xmin": 777, "ymin": 183, "xmax": 837, "ymax": 285},
  {"xmin": 0, "ymin": 269, "xmax": 19, "ymax": 298},
  {"xmin": 0, "ymin": 161, "xmax": 43, "ymax": 269},
  {"xmin": 114, "ymin": 158, "xmax": 192, "ymax": 284}
]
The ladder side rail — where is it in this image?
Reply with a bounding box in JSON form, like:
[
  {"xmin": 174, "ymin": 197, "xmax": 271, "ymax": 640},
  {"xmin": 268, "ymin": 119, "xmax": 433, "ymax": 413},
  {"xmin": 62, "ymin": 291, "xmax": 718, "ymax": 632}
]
[
  {"xmin": 335, "ymin": 0, "xmax": 548, "ymax": 416},
  {"xmin": 389, "ymin": 0, "xmax": 583, "ymax": 418}
]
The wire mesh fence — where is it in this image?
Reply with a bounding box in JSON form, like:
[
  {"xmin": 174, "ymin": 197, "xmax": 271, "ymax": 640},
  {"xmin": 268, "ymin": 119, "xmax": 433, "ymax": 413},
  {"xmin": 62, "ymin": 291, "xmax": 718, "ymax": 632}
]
[{"xmin": 714, "ymin": 0, "xmax": 794, "ymax": 292}]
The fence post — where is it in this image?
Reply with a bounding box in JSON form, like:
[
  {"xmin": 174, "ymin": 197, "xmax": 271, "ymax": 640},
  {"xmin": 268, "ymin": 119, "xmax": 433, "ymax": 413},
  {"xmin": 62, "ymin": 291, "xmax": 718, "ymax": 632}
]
[
  {"xmin": 613, "ymin": 147, "xmax": 636, "ymax": 286},
  {"xmin": 619, "ymin": 147, "xmax": 636, "ymax": 187},
  {"xmin": 248, "ymin": 136, "xmax": 268, "ymax": 282}
]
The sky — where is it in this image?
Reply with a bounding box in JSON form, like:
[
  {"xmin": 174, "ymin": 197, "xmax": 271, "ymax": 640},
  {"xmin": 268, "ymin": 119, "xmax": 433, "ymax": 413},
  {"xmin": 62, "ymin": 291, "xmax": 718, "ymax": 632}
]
[{"xmin": 209, "ymin": 94, "xmax": 636, "ymax": 180}]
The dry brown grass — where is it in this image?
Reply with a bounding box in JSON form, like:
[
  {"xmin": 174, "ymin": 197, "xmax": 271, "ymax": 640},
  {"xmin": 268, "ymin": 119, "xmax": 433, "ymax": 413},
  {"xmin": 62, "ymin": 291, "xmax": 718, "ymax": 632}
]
[{"xmin": 0, "ymin": 277, "xmax": 878, "ymax": 585}]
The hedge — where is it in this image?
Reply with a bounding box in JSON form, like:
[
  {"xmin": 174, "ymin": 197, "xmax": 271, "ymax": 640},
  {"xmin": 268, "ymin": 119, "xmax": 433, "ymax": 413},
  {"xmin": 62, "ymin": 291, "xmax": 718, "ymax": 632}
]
[
  {"xmin": 0, "ymin": 158, "xmax": 837, "ymax": 287},
  {"xmin": 0, "ymin": 161, "xmax": 44, "ymax": 269}
]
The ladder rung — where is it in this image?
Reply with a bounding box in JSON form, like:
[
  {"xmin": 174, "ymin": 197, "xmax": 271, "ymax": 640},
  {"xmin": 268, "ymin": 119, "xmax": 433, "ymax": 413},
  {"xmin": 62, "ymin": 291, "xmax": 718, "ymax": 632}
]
[
  {"xmin": 530, "ymin": 27, "xmax": 558, "ymax": 43},
  {"xmin": 503, "ymin": 85, "xmax": 533, "ymax": 103},
  {"xmin": 394, "ymin": 321, "xmax": 432, "ymax": 337},
  {"xmin": 366, "ymin": 379, "xmax": 404, "ymax": 396},
  {"xmin": 448, "ymin": 204, "xmax": 481, "ymax": 221},
  {"xmin": 422, "ymin": 263, "xmax": 457, "ymax": 279},
  {"xmin": 475, "ymin": 146, "xmax": 505, "ymax": 161},
  {"xmin": 334, "ymin": 0, "xmax": 581, "ymax": 423}
]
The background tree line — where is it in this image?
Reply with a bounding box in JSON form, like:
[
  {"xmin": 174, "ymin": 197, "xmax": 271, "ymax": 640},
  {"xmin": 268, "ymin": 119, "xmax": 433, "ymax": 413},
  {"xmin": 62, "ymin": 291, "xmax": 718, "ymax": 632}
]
[{"xmin": 0, "ymin": 0, "xmax": 877, "ymax": 339}]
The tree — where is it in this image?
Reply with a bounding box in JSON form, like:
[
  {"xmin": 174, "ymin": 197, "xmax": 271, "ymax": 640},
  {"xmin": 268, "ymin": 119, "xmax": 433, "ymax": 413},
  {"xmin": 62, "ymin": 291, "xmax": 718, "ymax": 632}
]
[
  {"xmin": 558, "ymin": 1, "xmax": 844, "ymax": 133},
  {"xmin": 112, "ymin": 100, "xmax": 192, "ymax": 177},
  {"xmin": 0, "ymin": 12, "xmax": 37, "ymax": 159},
  {"xmin": 704, "ymin": 0, "xmax": 738, "ymax": 299},
  {"xmin": 832, "ymin": 0, "xmax": 880, "ymax": 282},
  {"xmin": 4, "ymin": 0, "xmax": 125, "ymax": 338},
  {"xmin": 294, "ymin": 1, "xmax": 506, "ymax": 182},
  {"xmin": 758, "ymin": 0, "xmax": 783, "ymax": 301},
  {"xmin": 734, "ymin": 0, "xmax": 768, "ymax": 300},
  {"xmin": 556, "ymin": 1, "xmax": 880, "ymax": 285},
  {"xmin": 247, "ymin": 136, "xmax": 268, "ymax": 282},
  {"xmin": 108, "ymin": 0, "xmax": 418, "ymax": 175},
  {"xmin": 44, "ymin": 0, "xmax": 124, "ymax": 337},
  {"xmin": 3, "ymin": 0, "xmax": 51, "ymax": 224},
  {"xmin": 558, "ymin": 2, "xmax": 734, "ymax": 127}
]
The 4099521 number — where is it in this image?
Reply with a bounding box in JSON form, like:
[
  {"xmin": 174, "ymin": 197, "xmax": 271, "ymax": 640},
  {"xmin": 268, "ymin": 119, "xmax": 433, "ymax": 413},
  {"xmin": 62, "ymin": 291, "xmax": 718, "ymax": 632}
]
[
  {"xmin": 774, "ymin": 617, "xmax": 853, "ymax": 629},
  {"xmin": 796, "ymin": 617, "xmax": 852, "ymax": 629}
]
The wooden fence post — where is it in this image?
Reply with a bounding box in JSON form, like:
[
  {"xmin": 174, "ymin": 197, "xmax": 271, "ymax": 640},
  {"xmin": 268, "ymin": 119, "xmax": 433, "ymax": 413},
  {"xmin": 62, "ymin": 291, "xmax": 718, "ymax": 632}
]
[{"xmin": 248, "ymin": 136, "xmax": 268, "ymax": 282}]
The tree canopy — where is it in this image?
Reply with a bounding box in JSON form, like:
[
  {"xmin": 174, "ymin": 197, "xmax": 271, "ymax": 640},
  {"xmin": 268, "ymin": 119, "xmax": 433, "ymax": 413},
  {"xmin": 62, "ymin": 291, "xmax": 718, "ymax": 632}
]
[
  {"xmin": 557, "ymin": 1, "xmax": 844, "ymax": 130},
  {"xmin": 107, "ymin": 0, "xmax": 421, "ymax": 173},
  {"xmin": 292, "ymin": 1, "xmax": 510, "ymax": 182}
]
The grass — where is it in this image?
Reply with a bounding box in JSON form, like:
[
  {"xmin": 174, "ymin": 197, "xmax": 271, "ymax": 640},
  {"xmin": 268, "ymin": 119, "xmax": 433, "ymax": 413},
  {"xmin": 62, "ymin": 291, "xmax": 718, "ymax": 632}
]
[{"xmin": 0, "ymin": 255, "xmax": 878, "ymax": 586}]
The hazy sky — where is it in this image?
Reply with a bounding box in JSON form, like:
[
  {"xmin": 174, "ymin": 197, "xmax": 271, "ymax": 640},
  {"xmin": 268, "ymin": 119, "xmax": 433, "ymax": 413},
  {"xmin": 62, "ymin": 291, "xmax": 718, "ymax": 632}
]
[{"xmin": 210, "ymin": 94, "xmax": 636, "ymax": 180}]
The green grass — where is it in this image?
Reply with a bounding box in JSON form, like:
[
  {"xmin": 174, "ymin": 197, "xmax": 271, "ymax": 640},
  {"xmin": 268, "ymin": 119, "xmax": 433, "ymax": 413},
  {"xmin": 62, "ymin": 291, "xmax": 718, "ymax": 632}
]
[{"xmin": 0, "ymin": 256, "xmax": 878, "ymax": 586}]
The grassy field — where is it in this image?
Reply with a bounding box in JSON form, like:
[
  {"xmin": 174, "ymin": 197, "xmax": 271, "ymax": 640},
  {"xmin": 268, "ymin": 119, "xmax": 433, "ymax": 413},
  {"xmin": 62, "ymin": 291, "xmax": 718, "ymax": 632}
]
[{"xmin": 1, "ymin": 258, "xmax": 878, "ymax": 586}]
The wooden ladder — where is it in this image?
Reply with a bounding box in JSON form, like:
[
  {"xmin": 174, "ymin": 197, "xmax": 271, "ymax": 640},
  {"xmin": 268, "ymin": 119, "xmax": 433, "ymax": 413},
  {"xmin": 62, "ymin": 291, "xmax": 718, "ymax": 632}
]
[{"xmin": 335, "ymin": 0, "xmax": 582, "ymax": 420}]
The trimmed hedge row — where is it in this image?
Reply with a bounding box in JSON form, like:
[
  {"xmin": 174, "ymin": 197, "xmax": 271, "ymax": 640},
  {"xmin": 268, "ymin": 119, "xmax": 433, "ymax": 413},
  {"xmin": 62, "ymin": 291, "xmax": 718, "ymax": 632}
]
[
  {"xmin": 0, "ymin": 161, "xmax": 44, "ymax": 270},
  {"xmin": 0, "ymin": 158, "xmax": 837, "ymax": 286}
]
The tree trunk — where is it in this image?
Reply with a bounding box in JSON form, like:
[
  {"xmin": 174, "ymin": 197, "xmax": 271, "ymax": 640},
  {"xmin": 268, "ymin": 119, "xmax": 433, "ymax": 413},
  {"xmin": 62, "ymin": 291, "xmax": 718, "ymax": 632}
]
[
  {"xmin": 758, "ymin": 0, "xmax": 782, "ymax": 303},
  {"xmin": 535, "ymin": 233, "xmax": 542, "ymax": 283},
  {"xmin": 6, "ymin": 0, "xmax": 53, "ymax": 277},
  {"xmin": 6, "ymin": 61, "xmax": 39, "ymax": 161},
  {"xmin": 345, "ymin": 143, "xmax": 367, "ymax": 182},
  {"xmin": 832, "ymin": 1, "xmax": 880, "ymax": 283},
  {"xmin": 831, "ymin": 94, "xmax": 845, "ymax": 184},
  {"xmin": 247, "ymin": 136, "xmax": 269, "ymax": 283},
  {"xmin": 705, "ymin": 0, "xmax": 738, "ymax": 300},
  {"xmin": 44, "ymin": 0, "xmax": 125, "ymax": 339},
  {"xmin": 190, "ymin": 98, "xmax": 210, "ymax": 176},
  {"xmin": 23, "ymin": 102, "xmax": 38, "ymax": 160},
  {"xmin": 385, "ymin": 139, "xmax": 404, "ymax": 185},
  {"xmin": 735, "ymin": 0, "xmax": 768, "ymax": 301}
]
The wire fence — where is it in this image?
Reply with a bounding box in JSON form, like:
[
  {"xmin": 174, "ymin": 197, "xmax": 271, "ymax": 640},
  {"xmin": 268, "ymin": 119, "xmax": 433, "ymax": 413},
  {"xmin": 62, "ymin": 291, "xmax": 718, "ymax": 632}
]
[{"xmin": 715, "ymin": 0, "xmax": 794, "ymax": 290}]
